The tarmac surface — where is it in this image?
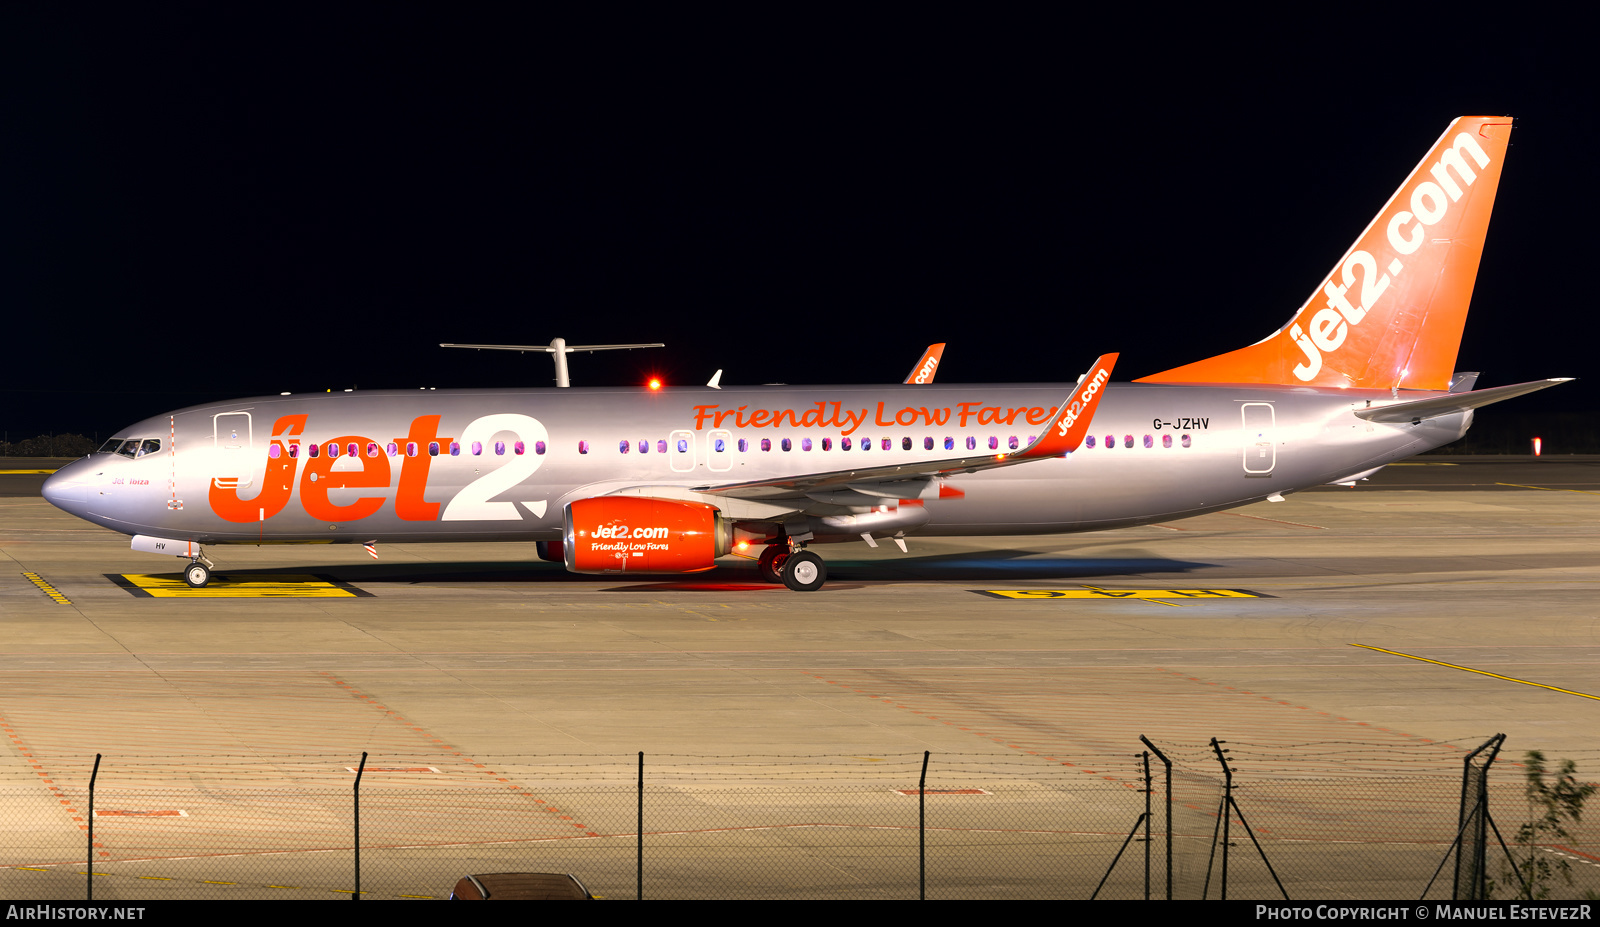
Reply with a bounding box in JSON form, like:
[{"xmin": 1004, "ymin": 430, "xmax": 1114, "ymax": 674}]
[{"xmin": 2, "ymin": 454, "xmax": 1599, "ymax": 899}]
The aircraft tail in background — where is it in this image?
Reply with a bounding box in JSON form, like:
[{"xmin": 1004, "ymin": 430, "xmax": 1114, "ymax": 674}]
[{"xmin": 1137, "ymin": 116, "xmax": 1513, "ymax": 392}]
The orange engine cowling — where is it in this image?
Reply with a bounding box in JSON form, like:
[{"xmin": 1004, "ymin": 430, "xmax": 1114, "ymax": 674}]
[{"xmin": 563, "ymin": 496, "xmax": 731, "ymax": 574}]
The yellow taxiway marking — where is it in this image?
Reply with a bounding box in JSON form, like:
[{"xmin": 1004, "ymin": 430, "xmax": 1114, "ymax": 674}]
[
  {"xmin": 0, "ymin": 469, "xmax": 59, "ymax": 474},
  {"xmin": 1351, "ymin": 644, "xmax": 1600, "ymax": 701},
  {"xmin": 113, "ymin": 573, "xmax": 364, "ymax": 598},
  {"xmin": 978, "ymin": 588, "xmax": 1264, "ymax": 600},
  {"xmin": 1495, "ymin": 482, "xmax": 1600, "ymax": 497},
  {"xmin": 20, "ymin": 572, "xmax": 71, "ymax": 605}
]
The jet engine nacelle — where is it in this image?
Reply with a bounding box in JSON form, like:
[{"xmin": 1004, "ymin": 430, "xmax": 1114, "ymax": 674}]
[{"xmin": 563, "ymin": 496, "xmax": 731, "ymax": 574}]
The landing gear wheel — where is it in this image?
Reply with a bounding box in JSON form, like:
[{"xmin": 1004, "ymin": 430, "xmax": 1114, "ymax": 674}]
[
  {"xmin": 757, "ymin": 545, "xmax": 789, "ymax": 584},
  {"xmin": 184, "ymin": 561, "xmax": 211, "ymax": 588},
  {"xmin": 780, "ymin": 550, "xmax": 826, "ymax": 592}
]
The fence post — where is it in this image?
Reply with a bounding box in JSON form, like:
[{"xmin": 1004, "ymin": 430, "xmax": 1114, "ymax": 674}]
[
  {"xmin": 1453, "ymin": 734, "xmax": 1505, "ymax": 900},
  {"xmin": 919, "ymin": 750, "xmax": 929, "ymax": 900},
  {"xmin": 1208, "ymin": 738, "xmax": 1233, "ymax": 901},
  {"xmin": 353, "ymin": 751, "xmax": 366, "ymax": 900},
  {"xmin": 87, "ymin": 754, "xmax": 101, "ymax": 901},
  {"xmin": 1139, "ymin": 736, "xmax": 1172, "ymax": 901},
  {"xmin": 1142, "ymin": 751, "xmax": 1152, "ymax": 900},
  {"xmin": 637, "ymin": 751, "xmax": 643, "ymax": 901}
]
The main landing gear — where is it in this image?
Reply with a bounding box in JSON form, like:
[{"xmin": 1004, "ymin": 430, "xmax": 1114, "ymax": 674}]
[{"xmin": 758, "ymin": 542, "xmax": 827, "ymax": 592}]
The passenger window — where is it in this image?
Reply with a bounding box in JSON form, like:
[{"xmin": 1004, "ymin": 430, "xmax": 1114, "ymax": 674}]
[
  {"xmin": 496, "ymin": 441, "xmax": 506, "ymax": 455},
  {"xmin": 881, "ymin": 438, "xmax": 891, "ymax": 451},
  {"xmin": 327, "ymin": 443, "xmax": 339, "ymax": 458},
  {"xmin": 944, "ymin": 437, "xmax": 953, "ymax": 451},
  {"xmin": 1104, "ymin": 435, "xmax": 1114, "ymax": 449},
  {"xmin": 619, "ymin": 440, "xmax": 629, "ymax": 454},
  {"xmin": 902, "ymin": 437, "xmax": 912, "ymax": 451},
  {"xmin": 536, "ymin": 441, "xmax": 547, "ymax": 455},
  {"xmin": 1123, "ymin": 435, "xmax": 1133, "ymax": 448},
  {"xmin": 349, "ymin": 442, "xmax": 359, "ymax": 458},
  {"xmin": 924, "ymin": 437, "xmax": 934, "ymax": 450},
  {"xmin": 308, "ymin": 443, "xmax": 320, "ymax": 458},
  {"xmin": 578, "ymin": 441, "xmax": 589, "ymax": 455},
  {"xmin": 966, "ymin": 436, "xmax": 976, "ymax": 451},
  {"xmin": 1086, "ymin": 436, "xmax": 1096, "ymax": 448},
  {"xmin": 761, "ymin": 438, "xmax": 772, "ymax": 452},
  {"xmin": 289, "ymin": 443, "xmax": 300, "ymax": 459},
  {"xmin": 515, "ymin": 441, "xmax": 525, "ymax": 455},
  {"xmin": 269, "ymin": 445, "xmax": 281, "ymax": 459},
  {"xmin": 406, "ymin": 442, "xmax": 418, "ymax": 457},
  {"xmin": 1008, "ymin": 436, "xmax": 1018, "ymax": 450},
  {"xmin": 842, "ymin": 437, "xmax": 852, "ymax": 451},
  {"xmin": 781, "ymin": 438, "xmax": 792, "ymax": 451},
  {"xmin": 821, "ymin": 438, "xmax": 831, "ymax": 451},
  {"xmin": 677, "ymin": 438, "xmax": 688, "ymax": 454},
  {"xmin": 861, "ymin": 438, "xmax": 871, "ymax": 451},
  {"xmin": 638, "ymin": 440, "xmax": 648, "ymax": 454},
  {"xmin": 386, "ymin": 443, "xmax": 398, "ymax": 456},
  {"xmin": 738, "ymin": 438, "xmax": 748, "ymax": 452},
  {"xmin": 472, "ymin": 441, "xmax": 483, "ymax": 456},
  {"xmin": 368, "ymin": 443, "xmax": 380, "ymax": 457},
  {"xmin": 1162, "ymin": 434, "xmax": 1172, "ymax": 448},
  {"xmin": 429, "ymin": 442, "xmax": 440, "ymax": 456},
  {"xmin": 714, "ymin": 438, "xmax": 726, "ymax": 453},
  {"xmin": 801, "ymin": 438, "xmax": 812, "ymax": 451},
  {"xmin": 657, "ymin": 439, "xmax": 668, "ymax": 454},
  {"xmin": 1143, "ymin": 435, "xmax": 1153, "ymax": 448},
  {"xmin": 1182, "ymin": 434, "xmax": 1191, "ymax": 448},
  {"xmin": 988, "ymin": 436, "xmax": 998, "ymax": 450},
  {"xmin": 449, "ymin": 442, "xmax": 460, "ymax": 456}
]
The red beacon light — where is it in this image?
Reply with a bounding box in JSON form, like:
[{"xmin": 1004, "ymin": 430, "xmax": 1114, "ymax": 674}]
[{"xmin": 647, "ymin": 378, "xmax": 663, "ymax": 391}]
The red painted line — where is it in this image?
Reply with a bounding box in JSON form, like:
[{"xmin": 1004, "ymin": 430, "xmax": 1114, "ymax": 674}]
[
  {"xmin": 1222, "ymin": 511, "xmax": 1327, "ymax": 529},
  {"xmin": 0, "ymin": 711, "xmax": 107, "ymax": 857}
]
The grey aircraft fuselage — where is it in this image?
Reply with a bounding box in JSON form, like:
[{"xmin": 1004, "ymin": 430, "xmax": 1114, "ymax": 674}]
[{"xmin": 41, "ymin": 380, "xmax": 1468, "ymax": 548}]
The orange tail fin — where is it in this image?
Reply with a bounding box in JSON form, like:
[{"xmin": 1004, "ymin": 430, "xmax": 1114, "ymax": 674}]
[{"xmin": 1137, "ymin": 116, "xmax": 1512, "ymax": 391}]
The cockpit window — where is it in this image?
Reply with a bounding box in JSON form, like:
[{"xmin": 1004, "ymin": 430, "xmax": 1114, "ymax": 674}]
[
  {"xmin": 114, "ymin": 440, "xmax": 139, "ymax": 459},
  {"xmin": 99, "ymin": 439, "xmax": 126, "ymax": 455},
  {"xmin": 137, "ymin": 439, "xmax": 161, "ymax": 458}
]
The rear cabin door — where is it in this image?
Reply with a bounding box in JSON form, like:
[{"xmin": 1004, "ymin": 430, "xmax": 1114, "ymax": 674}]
[{"xmin": 1241, "ymin": 402, "xmax": 1275, "ymax": 475}]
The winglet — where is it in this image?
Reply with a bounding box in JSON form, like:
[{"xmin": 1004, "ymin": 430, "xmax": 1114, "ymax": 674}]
[
  {"xmin": 904, "ymin": 344, "xmax": 946, "ymax": 384},
  {"xmin": 1015, "ymin": 353, "xmax": 1118, "ymax": 459}
]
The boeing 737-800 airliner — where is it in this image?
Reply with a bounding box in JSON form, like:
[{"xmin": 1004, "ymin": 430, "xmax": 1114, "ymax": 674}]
[{"xmin": 42, "ymin": 116, "xmax": 1568, "ymax": 591}]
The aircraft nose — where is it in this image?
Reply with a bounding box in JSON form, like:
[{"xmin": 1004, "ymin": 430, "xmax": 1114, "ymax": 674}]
[{"xmin": 40, "ymin": 459, "xmax": 92, "ymax": 511}]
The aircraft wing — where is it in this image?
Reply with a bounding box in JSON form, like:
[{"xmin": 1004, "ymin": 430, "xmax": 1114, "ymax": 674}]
[
  {"xmin": 904, "ymin": 343, "xmax": 946, "ymax": 384},
  {"xmin": 693, "ymin": 354, "xmax": 1117, "ymax": 501},
  {"xmin": 1354, "ymin": 378, "xmax": 1572, "ymax": 424}
]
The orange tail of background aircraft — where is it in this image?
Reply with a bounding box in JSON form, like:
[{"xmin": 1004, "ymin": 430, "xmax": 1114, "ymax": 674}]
[{"xmin": 1137, "ymin": 116, "xmax": 1513, "ymax": 392}]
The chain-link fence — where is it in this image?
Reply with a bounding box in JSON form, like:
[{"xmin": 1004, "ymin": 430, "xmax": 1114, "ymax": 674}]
[{"xmin": 3, "ymin": 740, "xmax": 1597, "ymax": 900}]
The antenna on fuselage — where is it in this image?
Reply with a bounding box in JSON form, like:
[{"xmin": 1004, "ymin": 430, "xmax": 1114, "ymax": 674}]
[{"xmin": 440, "ymin": 338, "xmax": 665, "ymax": 387}]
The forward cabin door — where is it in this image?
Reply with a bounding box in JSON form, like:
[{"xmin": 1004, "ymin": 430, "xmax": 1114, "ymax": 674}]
[
  {"xmin": 212, "ymin": 412, "xmax": 254, "ymax": 490},
  {"xmin": 1241, "ymin": 402, "xmax": 1275, "ymax": 475}
]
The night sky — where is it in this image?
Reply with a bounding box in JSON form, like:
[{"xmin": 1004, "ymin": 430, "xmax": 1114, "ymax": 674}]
[{"xmin": 3, "ymin": 10, "xmax": 1592, "ymax": 442}]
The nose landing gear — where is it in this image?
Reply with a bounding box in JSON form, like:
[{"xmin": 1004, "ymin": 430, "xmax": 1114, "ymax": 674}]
[{"xmin": 183, "ymin": 551, "xmax": 215, "ymax": 588}]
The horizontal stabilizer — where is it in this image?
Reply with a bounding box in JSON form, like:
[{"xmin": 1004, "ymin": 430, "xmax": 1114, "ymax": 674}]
[{"xmin": 1354, "ymin": 378, "xmax": 1572, "ymax": 424}]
